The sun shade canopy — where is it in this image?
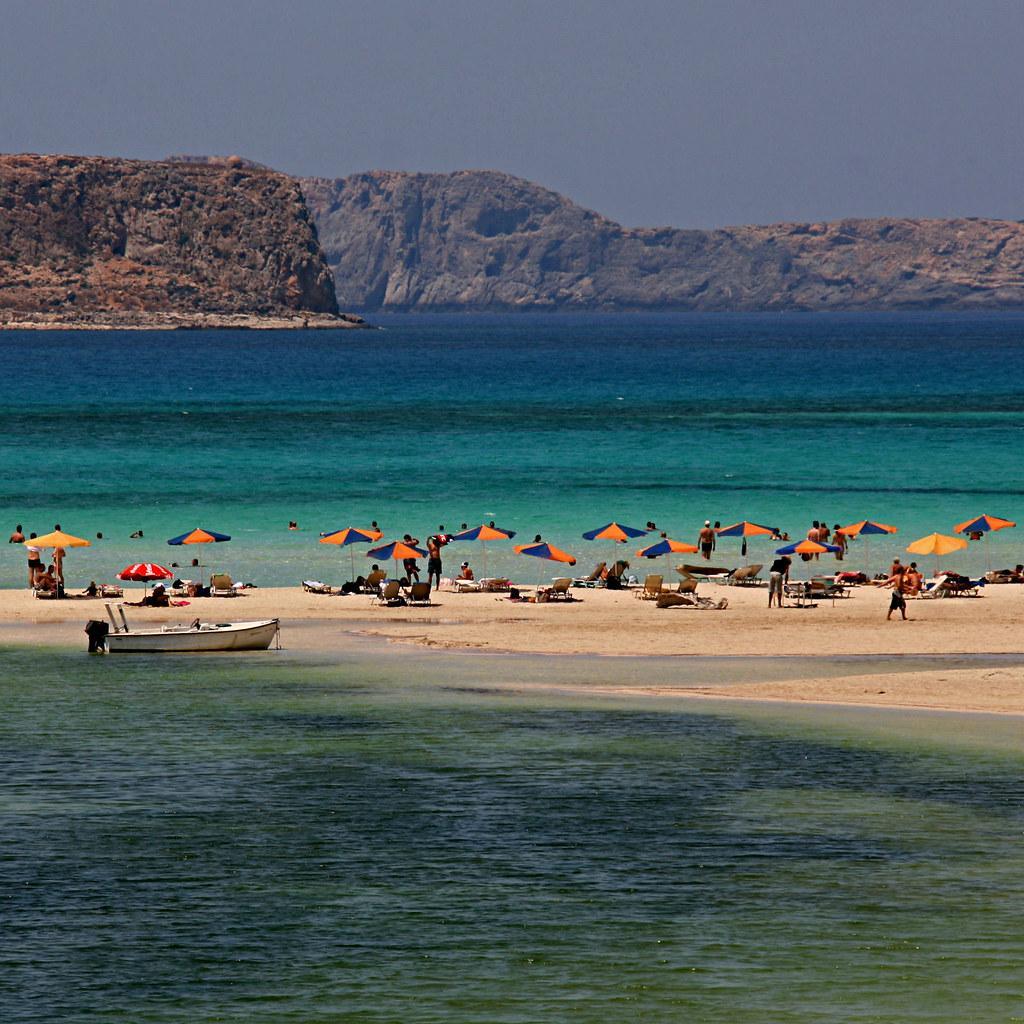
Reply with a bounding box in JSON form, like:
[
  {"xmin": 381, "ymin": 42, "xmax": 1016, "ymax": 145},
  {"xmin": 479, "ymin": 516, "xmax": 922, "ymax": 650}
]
[
  {"xmin": 366, "ymin": 541, "xmax": 428, "ymax": 561},
  {"xmin": 320, "ymin": 527, "xmax": 378, "ymax": 546},
  {"xmin": 953, "ymin": 515, "xmax": 1016, "ymax": 535},
  {"xmin": 582, "ymin": 522, "xmax": 648, "ymax": 542},
  {"xmin": 450, "ymin": 524, "xmax": 516, "ymax": 542},
  {"xmin": 837, "ymin": 520, "xmax": 898, "ymax": 536},
  {"xmin": 514, "ymin": 542, "xmax": 577, "ymax": 565},
  {"xmin": 906, "ymin": 533, "xmax": 969, "ymax": 556},
  {"xmin": 775, "ymin": 540, "xmax": 841, "ymax": 555},
  {"xmin": 167, "ymin": 528, "xmax": 231, "ymax": 546},
  {"xmin": 636, "ymin": 538, "xmax": 700, "ymax": 558},
  {"xmin": 118, "ymin": 562, "xmax": 174, "ymax": 582},
  {"xmin": 24, "ymin": 530, "xmax": 90, "ymax": 548},
  {"xmin": 716, "ymin": 521, "xmax": 774, "ymax": 538}
]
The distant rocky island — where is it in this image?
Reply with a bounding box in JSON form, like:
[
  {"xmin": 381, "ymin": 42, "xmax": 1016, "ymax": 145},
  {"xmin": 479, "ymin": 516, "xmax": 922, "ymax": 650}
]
[
  {"xmin": 3, "ymin": 152, "xmax": 1024, "ymax": 325},
  {"xmin": 0, "ymin": 154, "xmax": 366, "ymax": 329},
  {"xmin": 301, "ymin": 169, "xmax": 1024, "ymax": 312}
]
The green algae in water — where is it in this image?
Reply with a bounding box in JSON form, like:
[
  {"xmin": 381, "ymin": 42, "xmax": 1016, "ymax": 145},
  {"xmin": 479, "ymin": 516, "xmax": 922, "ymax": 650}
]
[{"xmin": 1, "ymin": 646, "xmax": 1023, "ymax": 1023}]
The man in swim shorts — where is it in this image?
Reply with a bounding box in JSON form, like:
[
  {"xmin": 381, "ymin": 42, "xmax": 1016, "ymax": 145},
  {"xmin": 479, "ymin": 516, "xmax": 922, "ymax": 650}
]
[{"xmin": 698, "ymin": 520, "xmax": 716, "ymax": 561}]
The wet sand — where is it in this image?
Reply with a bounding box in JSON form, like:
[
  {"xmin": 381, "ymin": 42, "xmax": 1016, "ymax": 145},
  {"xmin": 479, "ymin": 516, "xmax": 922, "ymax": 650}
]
[{"xmin": 3, "ymin": 582, "xmax": 1023, "ymax": 714}]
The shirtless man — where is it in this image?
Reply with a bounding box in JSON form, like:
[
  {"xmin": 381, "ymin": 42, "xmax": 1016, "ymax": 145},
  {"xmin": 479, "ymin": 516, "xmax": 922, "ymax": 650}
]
[
  {"xmin": 9, "ymin": 524, "xmax": 24, "ymax": 543},
  {"xmin": 427, "ymin": 532, "xmax": 449, "ymax": 589},
  {"xmin": 885, "ymin": 565, "xmax": 910, "ymax": 621},
  {"xmin": 25, "ymin": 534, "xmax": 42, "ymax": 588},
  {"xmin": 698, "ymin": 521, "xmax": 716, "ymax": 561}
]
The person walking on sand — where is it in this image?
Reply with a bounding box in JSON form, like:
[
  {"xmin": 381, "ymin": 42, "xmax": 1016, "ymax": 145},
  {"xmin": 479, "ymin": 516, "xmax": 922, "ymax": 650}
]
[
  {"xmin": 886, "ymin": 565, "xmax": 910, "ymax": 621},
  {"xmin": 698, "ymin": 521, "xmax": 716, "ymax": 561},
  {"xmin": 769, "ymin": 554, "xmax": 791, "ymax": 608}
]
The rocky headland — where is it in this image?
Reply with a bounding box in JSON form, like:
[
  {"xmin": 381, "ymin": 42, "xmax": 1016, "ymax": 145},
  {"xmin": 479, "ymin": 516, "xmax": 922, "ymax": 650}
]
[
  {"xmin": 0, "ymin": 154, "xmax": 368, "ymax": 329},
  {"xmin": 301, "ymin": 169, "xmax": 1024, "ymax": 311}
]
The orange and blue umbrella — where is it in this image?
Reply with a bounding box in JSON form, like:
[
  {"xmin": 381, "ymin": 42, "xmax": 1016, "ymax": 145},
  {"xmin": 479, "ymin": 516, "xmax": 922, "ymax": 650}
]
[
  {"xmin": 716, "ymin": 521, "xmax": 774, "ymax": 564},
  {"xmin": 450, "ymin": 524, "xmax": 516, "ymax": 576},
  {"xmin": 583, "ymin": 522, "xmax": 648, "ymax": 543},
  {"xmin": 837, "ymin": 520, "xmax": 897, "ymax": 537},
  {"xmin": 776, "ymin": 539, "xmax": 841, "ymax": 556},
  {"xmin": 167, "ymin": 528, "xmax": 231, "ymax": 546},
  {"xmin": 366, "ymin": 540, "xmax": 428, "ymax": 579},
  {"xmin": 636, "ymin": 538, "xmax": 699, "ymax": 558},
  {"xmin": 716, "ymin": 521, "xmax": 774, "ymax": 538},
  {"xmin": 954, "ymin": 514, "xmax": 1015, "ymax": 535},
  {"xmin": 514, "ymin": 542, "xmax": 577, "ymax": 585},
  {"xmin": 320, "ymin": 527, "xmax": 379, "ymax": 579}
]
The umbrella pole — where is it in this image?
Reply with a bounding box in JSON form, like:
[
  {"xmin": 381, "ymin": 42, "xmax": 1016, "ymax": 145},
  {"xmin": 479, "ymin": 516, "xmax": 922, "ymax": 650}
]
[
  {"xmin": 350, "ymin": 546, "xmax": 356, "ymax": 583},
  {"xmin": 481, "ymin": 540, "xmax": 487, "ymax": 578}
]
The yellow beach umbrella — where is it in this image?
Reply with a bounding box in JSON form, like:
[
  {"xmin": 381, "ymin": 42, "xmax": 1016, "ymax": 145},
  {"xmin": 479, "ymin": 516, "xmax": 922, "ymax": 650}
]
[
  {"xmin": 23, "ymin": 530, "xmax": 91, "ymax": 548},
  {"xmin": 906, "ymin": 533, "xmax": 968, "ymax": 557},
  {"xmin": 906, "ymin": 532, "xmax": 968, "ymax": 576}
]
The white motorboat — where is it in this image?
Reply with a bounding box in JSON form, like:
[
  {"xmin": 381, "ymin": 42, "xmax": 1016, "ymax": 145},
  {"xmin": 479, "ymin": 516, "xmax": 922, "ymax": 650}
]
[{"xmin": 94, "ymin": 605, "xmax": 280, "ymax": 653}]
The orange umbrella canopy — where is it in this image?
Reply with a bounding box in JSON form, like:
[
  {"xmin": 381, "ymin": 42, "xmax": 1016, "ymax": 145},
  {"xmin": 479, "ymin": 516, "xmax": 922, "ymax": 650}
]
[
  {"xmin": 582, "ymin": 522, "xmax": 648, "ymax": 543},
  {"xmin": 716, "ymin": 521, "xmax": 774, "ymax": 538},
  {"xmin": 776, "ymin": 539, "xmax": 841, "ymax": 555},
  {"xmin": 906, "ymin": 533, "xmax": 968, "ymax": 557},
  {"xmin": 514, "ymin": 542, "xmax": 577, "ymax": 565},
  {"xmin": 636, "ymin": 538, "xmax": 700, "ymax": 557},
  {"xmin": 23, "ymin": 530, "xmax": 90, "ymax": 548},
  {"xmin": 837, "ymin": 520, "xmax": 898, "ymax": 536},
  {"xmin": 320, "ymin": 527, "xmax": 378, "ymax": 546},
  {"xmin": 367, "ymin": 540, "xmax": 428, "ymax": 561},
  {"xmin": 954, "ymin": 514, "xmax": 1016, "ymax": 535}
]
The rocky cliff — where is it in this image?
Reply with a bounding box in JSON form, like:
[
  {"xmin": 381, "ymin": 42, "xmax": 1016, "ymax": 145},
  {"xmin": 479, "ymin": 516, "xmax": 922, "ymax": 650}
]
[
  {"xmin": 0, "ymin": 154, "xmax": 343, "ymax": 326},
  {"xmin": 302, "ymin": 169, "xmax": 1024, "ymax": 311}
]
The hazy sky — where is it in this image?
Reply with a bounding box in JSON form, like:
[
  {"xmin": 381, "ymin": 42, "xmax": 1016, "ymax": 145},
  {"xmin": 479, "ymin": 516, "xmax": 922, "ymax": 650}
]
[{"xmin": 2, "ymin": 1, "xmax": 1022, "ymax": 228}]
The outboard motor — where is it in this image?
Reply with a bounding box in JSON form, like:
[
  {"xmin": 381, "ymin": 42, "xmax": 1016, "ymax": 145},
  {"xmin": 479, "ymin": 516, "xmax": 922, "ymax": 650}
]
[{"xmin": 85, "ymin": 619, "xmax": 109, "ymax": 653}]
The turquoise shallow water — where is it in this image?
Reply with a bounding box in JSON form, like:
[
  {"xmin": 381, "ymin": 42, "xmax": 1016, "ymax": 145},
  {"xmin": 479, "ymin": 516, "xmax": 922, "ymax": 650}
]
[
  {"xmin": 2, "ymin": 312, "xmax": 1024, "ymax": 587},
  {"xmin": 1, "ymin": 645, "xmax": 1022, "ymax": 1022}
]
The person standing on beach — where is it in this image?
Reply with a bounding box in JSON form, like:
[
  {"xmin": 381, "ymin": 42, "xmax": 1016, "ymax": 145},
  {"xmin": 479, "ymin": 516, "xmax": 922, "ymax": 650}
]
[
  {"xmin": 9, "ymin": 524, "xmax": 24, "ymax": 543},
  {"xmin": 886, "ymin": 565, "xmax": 910, "ymax": 621},
  {"xmin": 25, "ymin": 533, "xmax": 42, "ymax": 588},
  {"xmin": 402, "ymin": 534, "xmax": 421, "ymax": 582},
  {"xmin": 768, "ymin": 555, "xmax": 791, "ymax": 608},
  {"xmin": 53, "ymin": 544, "xmax": 65, "ymax": 585},
  {"xmin": 698, "ymin": 521, "xmax": 716, "ymax": 561},
  {"xmin": 426, "ymin": 533, "xmax": 447, "ymax": 590}
]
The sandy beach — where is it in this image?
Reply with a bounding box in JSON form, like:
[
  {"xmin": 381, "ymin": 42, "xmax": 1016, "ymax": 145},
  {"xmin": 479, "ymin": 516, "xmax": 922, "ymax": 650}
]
[{"xmin": 4, "ymin": 582, "xmax": 1023, "ymax": 714}]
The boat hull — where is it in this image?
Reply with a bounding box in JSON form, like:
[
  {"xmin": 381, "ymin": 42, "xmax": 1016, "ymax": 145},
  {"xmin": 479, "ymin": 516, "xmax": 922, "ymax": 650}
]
[{"xmin": 106, "ymin": 619, "xmax": 279, "ymax": 653}]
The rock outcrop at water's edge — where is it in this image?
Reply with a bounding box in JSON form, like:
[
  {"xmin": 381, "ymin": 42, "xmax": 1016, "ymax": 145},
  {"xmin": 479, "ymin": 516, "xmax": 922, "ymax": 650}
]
[
  {"xmin": 301, "ymin": 169, "xmax": 1024, "ymax": 311},
  {"xmin": 0, "ymin": 154, "xmax": 370, "ymax": 328}
]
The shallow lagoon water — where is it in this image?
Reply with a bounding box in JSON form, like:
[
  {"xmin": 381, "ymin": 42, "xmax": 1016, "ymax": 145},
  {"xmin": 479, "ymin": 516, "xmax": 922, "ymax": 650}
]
[{"xmin": 2, "ymin": 644, "xmax": 1022, "ymax": 1022}]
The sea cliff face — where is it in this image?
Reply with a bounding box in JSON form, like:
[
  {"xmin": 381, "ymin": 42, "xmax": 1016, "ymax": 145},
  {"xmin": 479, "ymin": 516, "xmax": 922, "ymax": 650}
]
[
  {"xmin": 302, "ymin": 169, "xmax": 1024, "ymax": 311},
  {"xmin": 0, "ymin": 154, "xmax": 340, "ymax": 323}
]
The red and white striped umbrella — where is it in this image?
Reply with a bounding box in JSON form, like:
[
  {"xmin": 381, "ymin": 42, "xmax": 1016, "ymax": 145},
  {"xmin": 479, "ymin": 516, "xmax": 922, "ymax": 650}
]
[{"xmin": 118, "ymin": 563, "xmax": 174, "ymax": 583}]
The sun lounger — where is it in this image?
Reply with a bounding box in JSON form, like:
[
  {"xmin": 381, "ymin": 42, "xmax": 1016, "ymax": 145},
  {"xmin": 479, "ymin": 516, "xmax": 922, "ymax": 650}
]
[
  {"xmin": 99, "ymin": 584, "xmax": 124, "ymax": 598},
  {"xmin": 678, "ymin": 563, "xmax": 733, "ymax": 582},
  {"xmin": 209, "ymin": 573, "xmax": 238, "ymax": 597},
  {"xmin": 372, "ymin": 580, "xmax": 405, "ymax": 606},
  {"xmin": 547, "ymin": 577, "xmax": 574, "ymax": 600},
  {"xmin": 656, "ymin": 592, "xmax": 728, "ymax": 610},
  {"xmin": 407, "ymin": 581, "xmax": 433, "ymax": 605},
  {"xmin": 573, "ymin": 562, "xmax": 607, "ymax": 588},
  {"xmin": 635, "ymin": 574, "xmax": 667, "ymax": 600},
  {"xmin": 479, "ymin": 577, "xmax": 511, "ymax": 592},
  {"xmin": 726, "ymin": 564, "xmax": 764, "ymax": 586},
  {"xmin": 302, "ymin": 580, "xmax": 334, "ymax": 595},
  {"xmin": 453, "ymin": 578, "xmax": 482, "ymax": 592}
]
